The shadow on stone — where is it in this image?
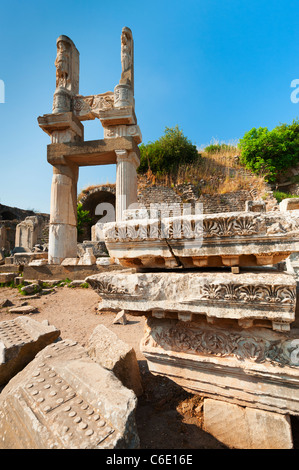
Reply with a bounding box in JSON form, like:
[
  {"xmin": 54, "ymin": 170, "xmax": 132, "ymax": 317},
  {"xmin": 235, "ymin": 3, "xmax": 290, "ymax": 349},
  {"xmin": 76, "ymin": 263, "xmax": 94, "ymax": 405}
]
[{"xmin": 136, "ymin": 360, "xmax": 227, "ymax": 449}]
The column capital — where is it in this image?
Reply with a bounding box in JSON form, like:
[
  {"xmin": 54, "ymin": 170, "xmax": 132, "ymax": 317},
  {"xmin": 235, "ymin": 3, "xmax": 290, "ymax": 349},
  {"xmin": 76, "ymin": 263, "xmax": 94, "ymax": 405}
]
[
  {"xmin": 37, "ymin": 112, "xmax": 84, "ymax": 143},
  {"xmin": 115, "ymin": 150, "xmax": 140, "ymax": 169}
]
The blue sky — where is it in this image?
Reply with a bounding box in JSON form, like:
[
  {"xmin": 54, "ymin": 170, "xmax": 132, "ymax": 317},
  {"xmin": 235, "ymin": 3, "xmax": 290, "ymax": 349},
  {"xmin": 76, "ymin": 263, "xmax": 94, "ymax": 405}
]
[{"xmin": 0, "ymin": 0, "xmax": 298, "ymax": 214}]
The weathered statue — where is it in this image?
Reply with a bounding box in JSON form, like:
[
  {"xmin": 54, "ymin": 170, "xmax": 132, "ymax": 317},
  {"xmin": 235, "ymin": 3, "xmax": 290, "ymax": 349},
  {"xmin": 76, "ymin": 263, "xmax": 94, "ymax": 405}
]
[
  {"xmin": 120, "ymin": 27, "xmax": 134, "ymax": 91},
  {"xmin": 55, "ymin": 38, "xmax": 70, "ymax": 89},
  {"xmin": 121, "ymin": 28, "xmax": 132, "ymax": 73},
  {"xmin": 52, "ymin": 35, "xmax": 79, "ymax": 113}
]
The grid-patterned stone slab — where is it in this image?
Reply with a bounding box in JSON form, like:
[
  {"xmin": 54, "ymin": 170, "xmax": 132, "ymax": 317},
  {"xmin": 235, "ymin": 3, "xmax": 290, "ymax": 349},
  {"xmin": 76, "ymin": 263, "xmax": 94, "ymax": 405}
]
[
  {"xmin": 0, "ymin": 317, "xmax": 60, "ymax": 386},
  {"xmin": 0, "ymin": 339, "xmax": 139, "ymax": 449}
]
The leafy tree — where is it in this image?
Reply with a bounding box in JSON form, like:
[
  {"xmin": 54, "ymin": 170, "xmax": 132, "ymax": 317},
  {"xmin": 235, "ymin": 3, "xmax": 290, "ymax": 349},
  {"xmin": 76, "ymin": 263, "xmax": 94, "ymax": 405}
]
[
  {"xmin": 238, "ymin": 119, "xmax": 299, "ymax": 182},
  {"xmin": 77, "ymin": 203, "xmax": 91, "ymax": 236},
  {"xmin": 138, "ymin": 125, "xmax": 199, "ymax": 175}
]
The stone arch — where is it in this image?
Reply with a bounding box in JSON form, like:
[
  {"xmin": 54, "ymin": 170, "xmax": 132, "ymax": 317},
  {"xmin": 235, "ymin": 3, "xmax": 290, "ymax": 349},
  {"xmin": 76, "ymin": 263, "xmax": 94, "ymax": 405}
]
[{"xmin": 78, "ymin": 184, "xmax": 116, "ymax": 241}]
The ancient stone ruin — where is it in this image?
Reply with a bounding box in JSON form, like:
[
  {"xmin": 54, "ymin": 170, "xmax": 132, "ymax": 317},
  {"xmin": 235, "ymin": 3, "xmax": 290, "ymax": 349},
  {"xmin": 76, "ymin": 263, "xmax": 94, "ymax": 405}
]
[
  {"xmin": 38, "ymin": 28, "xmax": 141, "ymax": 265},
  {"xmin": 0, "ymin": 326, "xmax": 140, "ymax": 449},
  {"xmin": 86, "ymin": 203, "xmax": 299, "ymax": 449},
  {"xmin": 2, "ymin": 26, "xmax": 299, "ymax": 450}
]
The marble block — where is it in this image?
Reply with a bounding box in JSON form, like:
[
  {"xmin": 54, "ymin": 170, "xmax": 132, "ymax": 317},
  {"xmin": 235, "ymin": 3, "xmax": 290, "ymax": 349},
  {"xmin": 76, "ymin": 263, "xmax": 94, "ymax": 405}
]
[
  {"xmin": 86, "ymin": 270, "xmax": 297, "ymax": 330},
  {"xmin": 0, "ymin": 339, "xmax": 139, "ymax": 449},
  {"xmin": 141, "ymin": 316, "xmax": 299, "ymax": 416},
  {"xmin": 0, "ymin": 317, "xmax": 60, "ymax": 386},
  {"xmin": 103, "ymin": 210, "xmax": 299, "ymax": 268}
]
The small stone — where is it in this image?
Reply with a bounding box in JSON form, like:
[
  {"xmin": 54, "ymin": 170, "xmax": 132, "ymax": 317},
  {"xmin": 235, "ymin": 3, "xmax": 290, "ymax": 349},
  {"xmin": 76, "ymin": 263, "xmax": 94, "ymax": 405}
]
[
  {"xmin": 8, "ymin": 306, "xmax": 37, "ymax": 315},
  {"xmin": 113, "ymin": 310, "xmax": 127, "ymax": 325},
  {"xmin": 0, "ymin": 299, "xmax": 13, "ymax": 308}
]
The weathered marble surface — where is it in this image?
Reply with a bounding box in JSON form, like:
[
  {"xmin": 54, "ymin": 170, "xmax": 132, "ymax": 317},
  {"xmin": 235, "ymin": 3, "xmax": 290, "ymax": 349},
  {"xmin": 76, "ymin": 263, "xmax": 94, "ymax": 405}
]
[
  {"xmin": 103, "ymin": 210, "xmax": 299, "ymax": 268},
  {"xmin": 0, "ymin": 317, "xmax": 60, "ymax": 386},
  {"xmin": 141, "ymin": 317, "xmax": 299, "ymax": 416},
  {"xmin": 87, "ymin": 324, "xmax": 143, "ymax": 397},
  {"xmin": 0, "ymin": 339, "xmax": 139, "ymax": 449},
  {"xmin": 86, "ymin": 270, "xmax": 297, "ymax": 330},
  {"xmin": 203, "ymin": 399, "xmax": 293, "ymax": 449}
]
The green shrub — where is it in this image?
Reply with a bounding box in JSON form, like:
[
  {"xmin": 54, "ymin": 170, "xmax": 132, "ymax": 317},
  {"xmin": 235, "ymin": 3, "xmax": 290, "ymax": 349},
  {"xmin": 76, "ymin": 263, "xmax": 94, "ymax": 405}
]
[
  {"xmin": 273, "ymin": 191, "xmax": 299, "ymax": 204},
  {"xmin": 204, "ymin": 143, "xmax": 236, "ymax": 153},
  {"xmin": 77, "ymin": 204, "xmax": 91, "ymax": 236},
  {"xmin": 138, "ymin": 125, "xmax": 199, "ymax": 175},
  {"xmin": 238, "ymin": 119, "xmax": 299, "ymax": 182}
]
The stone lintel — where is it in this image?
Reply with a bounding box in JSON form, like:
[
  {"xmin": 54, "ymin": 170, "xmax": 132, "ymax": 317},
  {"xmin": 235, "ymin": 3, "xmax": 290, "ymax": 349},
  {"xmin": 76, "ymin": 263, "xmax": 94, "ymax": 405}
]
[
  {"xmin": 47, "ymin": 137, "xmax": 140, "ymax": 167},
  {"xmin": 72, "ymin": 92, "xmax": 115, "ymax": 121},
  {"xmin": 37, "ymin": 112, "xmax": 84, "ymax": 138},
  {"xmin": 98, "ymin": 106, "xmax": 136, "ymax": 127}
]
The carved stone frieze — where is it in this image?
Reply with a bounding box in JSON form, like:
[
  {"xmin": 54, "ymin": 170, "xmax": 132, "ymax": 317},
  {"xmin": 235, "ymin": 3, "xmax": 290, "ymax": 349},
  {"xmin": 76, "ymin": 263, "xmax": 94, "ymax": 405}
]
[
  {"xmin": 140, "ymin": 317, "xmax": 299, "ymax": 415},
  {"xmin": 102, "ymin": 210, "xmax": 299, "ymax": 268},
  {"xmin": 142, "ymin": 317, "xmax": 299, "ymax": 368},
  {"xmin": 72, "ymin": 92, "xmax": 114, "ymax": 120},
  {"xmin": 85, "ymin": 271, "xmax": 297, "ymax": 328}
]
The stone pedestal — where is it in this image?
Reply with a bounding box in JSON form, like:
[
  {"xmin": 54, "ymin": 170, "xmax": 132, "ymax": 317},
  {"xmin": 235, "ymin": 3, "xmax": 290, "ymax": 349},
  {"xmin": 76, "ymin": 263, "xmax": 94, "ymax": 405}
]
[{"xmin": 115, "ymin": 150, "xmax": 139, "ymax": 221}]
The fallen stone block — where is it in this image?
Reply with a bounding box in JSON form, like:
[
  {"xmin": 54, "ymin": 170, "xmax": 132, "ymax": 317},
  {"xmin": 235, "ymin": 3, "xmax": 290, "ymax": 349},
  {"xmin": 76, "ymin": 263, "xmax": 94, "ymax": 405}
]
[
  {"xmin": 0, "ymin": 339, "xmax": 140, "ymax": 449},
  {"xmin": 28, "ymin": 259, "xmax": 48, "ymax": 266},
  {"xmin": 14, "ymin": 276, "xmax": 24, "ymax": 286},
  {"xmin": 14, "ymin": 252, "xmax": 48, "ymax": 266},
  {"xmin": 103, "ymin": 210, "xmax": 299, "ymax": 268},
  {"xmin": 8, "ymin": 305, "xmax": 38, "ymax": 315},
  {"xmin": 40, "ymin": 289, "xmax": 55, "ymax": 295},
  {"xmin": 87, "ymin": 324, "xmax": 143, "ymax": 397},
  {"xmin": 0, "ymin": 316, "xmax": 60, "ymax": 386},
  {"xmin": 21, "ymin": 283, "xmax": 42, "ymax": 295},
  {"xmin": 0, "ymin": 273, "xmax": 17, "ymax": 284},
  {"xmin": 86, "ymin": 270, "xmax": 297, "ymax": 330},
  {"xmin": 140, "ymin": 316, "xmax": 299, "ymax": 416},
  {"xmin": 78, "ymin": 248, "xmax": 96, "ymax": 266},
  {"xmin": 203, "ymin": 398, "xmax": 293, "ymax": 449},
  {"xmin": 61, "ymin": 258, "xmax": 79, "ymax": 266},
  {"xmin": 279, "ymin": 198, "xmax": 299, "ymax": 212},
  {"xmin": 96, "ymin": 257, "xmax": 111, "ymax": 266}
]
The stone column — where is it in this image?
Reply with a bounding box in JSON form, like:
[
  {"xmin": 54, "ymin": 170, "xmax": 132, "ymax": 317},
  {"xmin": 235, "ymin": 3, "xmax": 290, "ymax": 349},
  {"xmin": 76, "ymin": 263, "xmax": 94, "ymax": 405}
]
[
  {"xmin": 48, "ymin": 163, "xmax": 78, "ymax": 264},
  {"xmin": 38, "ymin": 111, "xmax": 84, "ymax": 264},
  {"xmin": 115, "ymin": 150, "xmax": 140, "ymax": 221}
]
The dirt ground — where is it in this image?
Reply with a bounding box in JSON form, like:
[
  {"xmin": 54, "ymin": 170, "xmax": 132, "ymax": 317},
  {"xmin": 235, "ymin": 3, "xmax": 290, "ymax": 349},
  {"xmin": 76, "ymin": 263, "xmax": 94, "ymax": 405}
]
[{"xmin": 0, "ymin": 284, "xmax": 298, "ymax": 450}]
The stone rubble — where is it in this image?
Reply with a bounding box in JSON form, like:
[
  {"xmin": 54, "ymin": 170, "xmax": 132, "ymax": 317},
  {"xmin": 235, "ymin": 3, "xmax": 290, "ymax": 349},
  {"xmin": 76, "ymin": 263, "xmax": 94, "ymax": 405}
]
[{"xmin": 86, "ymin": 203, "xmax": 299, "ymax": 448}]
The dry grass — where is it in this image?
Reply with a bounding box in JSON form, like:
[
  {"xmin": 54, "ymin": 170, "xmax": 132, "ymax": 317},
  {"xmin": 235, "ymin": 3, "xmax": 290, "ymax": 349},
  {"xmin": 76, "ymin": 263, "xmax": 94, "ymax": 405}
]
[
  {"xmin": 77, "ymin": 143, "xmax": 268, "ymax": 199},
  {"xmin": 139, "ymin": 145, "xmax": 267, "ymax": 196}
]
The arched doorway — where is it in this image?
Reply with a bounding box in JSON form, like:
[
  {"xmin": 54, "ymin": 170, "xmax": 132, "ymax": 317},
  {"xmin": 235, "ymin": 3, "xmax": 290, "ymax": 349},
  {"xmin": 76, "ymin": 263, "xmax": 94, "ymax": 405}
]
[{"xmin": 78, "ymin": 185, "xmax": 116, "ymax": 242}]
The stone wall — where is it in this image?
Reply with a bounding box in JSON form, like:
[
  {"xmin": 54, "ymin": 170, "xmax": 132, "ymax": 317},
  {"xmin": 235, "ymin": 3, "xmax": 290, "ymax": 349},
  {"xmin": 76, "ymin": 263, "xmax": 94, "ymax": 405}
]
[{"xmin": 137, "ymin": 180, "xmax": 278, "ymax": 214}]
